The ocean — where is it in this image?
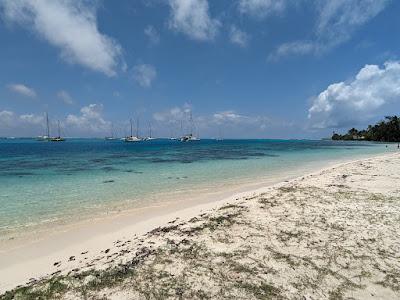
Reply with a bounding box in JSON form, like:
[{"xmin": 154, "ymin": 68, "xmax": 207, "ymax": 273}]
[{"xmin": 0, "ymin": 138, "xmax": 394, "ymax": 243}]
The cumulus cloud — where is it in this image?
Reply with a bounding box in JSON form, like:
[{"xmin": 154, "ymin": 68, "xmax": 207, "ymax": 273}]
[
  {"xmin": 269, "ymin": 0, "xmax": 390, "ymax": 60},
  {"xmin": 133, "ymin": 64, "xmax": 157, "ymax": 88},
  {"xmin": 0, "ymin": 0, "xmax": 124, "ymax": 76},
  {"xmin": 0, "ymin": 105, "xmax": 112, "ymax": 136},
  {"xmin": 0, "ymin": 110, "xmax": 45, "ymax": 135},
  {"xmin": 7, "ymin": 83, "xmax": 36, "ymax": 97},
  {"xmin": 168, "ymin": 0, "xmax": 220, "ymax": 41},
  {"xmin": 0, "ymin": 110, "xmax": 15, "ymax": 127},
  {"xmin": 19, "ymin": 113, "xmax": 44, "ymax": 124},
  {"xmin": 144, "ymin": 25, "xmax": 160, "ymax": 45},
  {"xmin": 212, "ymin": 110, "xmax": 275, "ymax": 130},
  {"xmin": 153, "ymin": 106, "xmax": 278, "ymax": 134},
  {"xmin": 57, "ymin": 90, "xmax": 74, "ymax": 105},
  {"xmin": 308, "ymin": 61, "xmax": 400, "ymax": 129},
  {"xmin": 213, "ymin": 110, "xmax": 249, "ymax": 124},
  {"xmin": 66, "ymin": 103, "xmax": 110, "ymax": 133},
  {"xmin": 153, "ymin": 104, "xmax": 191, "ymax": 123},
  {"xmin": 238, "ymin": 0, "xmax": 286, "ymax": 18},
  {"xmin": 229, "ymin": 25, "xmax": 249, "ymax": 47}
]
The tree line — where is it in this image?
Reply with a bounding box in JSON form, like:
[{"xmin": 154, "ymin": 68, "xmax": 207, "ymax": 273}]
[{"xmin": 332, "ymin": 116, "xmax": 400, "ymax": 142}]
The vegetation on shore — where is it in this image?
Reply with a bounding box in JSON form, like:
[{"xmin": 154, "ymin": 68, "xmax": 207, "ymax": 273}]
[{"xmin": 332, "ymin": 116, "xmax": 400, "ymax": 142}]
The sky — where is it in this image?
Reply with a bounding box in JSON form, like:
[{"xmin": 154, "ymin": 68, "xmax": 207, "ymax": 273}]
[{"xmin": 0, "ymin": 0, "xmax": 399, "ymax": 138}]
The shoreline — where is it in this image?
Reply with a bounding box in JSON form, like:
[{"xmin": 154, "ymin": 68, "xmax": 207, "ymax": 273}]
[
  {"xmin": 1, "ymin": 149, "xmax": 393, "ymax": 252},
  {"xmin": 0, "ymin": 151, "xmax": 398, "ymax": 294}
]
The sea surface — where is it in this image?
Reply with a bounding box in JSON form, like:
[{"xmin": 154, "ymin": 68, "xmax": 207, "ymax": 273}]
[{"xmin": 0, "ymin": 138, "xmax": 394, "ymax": 242}]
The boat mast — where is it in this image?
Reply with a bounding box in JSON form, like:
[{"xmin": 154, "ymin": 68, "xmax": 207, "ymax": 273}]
[
  {"xmin": 57, "ymin": 120, "xmax": 61, "ymax": 138},
  {"xmin": 189, "ymin": 110, "xmax": 193, "ymax": 136},
  {"xmin": 148, "ymin": 122, "xmax": 152, "ymax": 138},
  {"xmin": 136, "ymin": 117, "xmax": 139, "ymax": 138},
  {"xmin": 130, "ymin": 118, "xmax": 133, "ymax": 137},
  {"xmin": 45, "ymin": 112, "xmax": 50, "ymax": 137}
]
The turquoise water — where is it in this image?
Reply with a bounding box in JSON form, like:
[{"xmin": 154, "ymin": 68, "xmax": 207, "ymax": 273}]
[{"xmin": 0, "ymin": 138, "xmax": 393, "ymax": 241}]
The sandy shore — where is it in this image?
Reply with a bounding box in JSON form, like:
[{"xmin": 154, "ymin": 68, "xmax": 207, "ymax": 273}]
[{"xmin": 1, "ymin": 152, "xmax": 400, "ymax": 299}]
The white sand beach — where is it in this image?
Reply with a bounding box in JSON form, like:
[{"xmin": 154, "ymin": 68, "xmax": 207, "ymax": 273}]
[{"xmin": 1, "ymin": 152, "xmax": 399, "ymax": 299}]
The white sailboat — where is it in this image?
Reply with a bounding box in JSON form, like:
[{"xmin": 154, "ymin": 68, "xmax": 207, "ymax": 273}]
[
  {"xmin": 105, "ymin": 123, "xmax": 117, "ymax": 140},
  {"xmin": 124, "ymin": 118, "xmax": 142, "ymax": 142},
  {"xmin": 144, "ymin": 122, "xmax": 155, "ymax": 141},
  {"xmin": 37, "ymin": 112, "xmax": 51, "ymax": 141},
  {"xmin": 180, "ymin": 110, "xmax": 200, "ymax": 142},
  {"xmin": 216, "ymin": 127, "xmax": 223, "ymax": 141}
]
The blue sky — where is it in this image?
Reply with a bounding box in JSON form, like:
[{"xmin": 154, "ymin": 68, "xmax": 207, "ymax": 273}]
[{"xmin": 0, "ymin": 0, "xmax": 399, "ymax": 138}]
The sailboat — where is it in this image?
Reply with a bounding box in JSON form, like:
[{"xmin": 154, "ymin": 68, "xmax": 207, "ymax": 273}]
[
  {"xmin": 169, "ymin": 128, "xmax": 178, "ymax": 141},
  {"xmin": 105, "ymin": 123, "xmax": 117, "ymax": 140},
  {"xmin": 37, "ymin": 112, "xmax": 51, "ymax": 141},
  {"xmin": 216, "ymin": 127, "xmax": 223, "ymax": 141},
  {"xmin": 180, "ymin": 110, "xmax": 200, "ymax": 142},
  {"xmin": 50, "ymin": 120, "xmax": 65, "ymax": 142},
  {"xmin": 124, "ymin": 118, "xmax": 142, "ymax": 142},
  {"xmin": 144, "ymin": 122, "xmax": 155, "ymax": 141}
]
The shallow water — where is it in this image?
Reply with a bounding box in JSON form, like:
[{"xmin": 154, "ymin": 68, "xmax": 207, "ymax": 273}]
[{"xmin": 0, "ymin": 138, "xmax": 394, "ymax": 241}]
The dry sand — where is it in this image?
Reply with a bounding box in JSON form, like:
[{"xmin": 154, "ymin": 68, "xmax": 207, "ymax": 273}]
[{"xmin": 1, "ymin": 152, "xmax": 399, "ymax": 299}]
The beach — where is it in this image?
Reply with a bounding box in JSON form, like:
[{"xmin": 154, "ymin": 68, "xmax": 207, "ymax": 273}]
[{"xmin": 1, "ymin": 151, "xmax": 399, "ymax": 299}]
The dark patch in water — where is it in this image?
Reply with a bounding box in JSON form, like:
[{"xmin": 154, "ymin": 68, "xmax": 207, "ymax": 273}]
[
  {"xmin": 265, "ymin": 154, "xmax": 279, "ymax": 157},
  {"xmin": 181, "ymin": 160, "xmax": 193, "ymax": 164},
  {"xmin": 101, "ymin": 166, "xmax": 117, "ymax": 172},
  {"xmin": 103, "ymin": 180, "xmax": 115, "ymax": 183},
  {"xmin": 91, "ymin": 158, "xmax": 108, "ymax": 163},
  {"xmin": 124, "ymin": 169, "xmax": 143, "ymax": 174},
  {"xmin": 151, "ymin": 158, "xmax": 176, "ymax": 163},
  {"xmin": 106, "ymin": 154, "xmax": 130, "ymax": 159},
  {"xmin": 3, "ymin": 172, "xmax": 35, "ymax": 176}
]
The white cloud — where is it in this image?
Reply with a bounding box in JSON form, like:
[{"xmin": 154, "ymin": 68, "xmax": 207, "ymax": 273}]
[
  {"xmin": 0, "ymin": 110, "xmax": 44, "ymax": 133},
  {"xmin": 212, "ymin": 110, "xmax": 274, "ymax": 130},
  {"xmin": 144, "ymin": 25, "xmax": 160, "ymax": 45},
  {"xmin": 57, "ymin": 90, "xmax": 74, "ymax": 105},
  {"xmin": 213, "ymin": 110, "xmax": 249, "ymax": 124},
  {"xmin": 168, "ymin": 0, "xmax": 220, "ymax": 41},
  {"xmin": 229, "ymin": 25, "xmax": 249, "ymax": 47},
  {"xmin": 308, "ymin": 61, "xmax": 400, "ymax": 129},
  {"xmin": 153, "ymin": 104, "xmax": 191, "ymax": 123},
  {"xmin": 238, "ymin": 0, "xmax": 286, "ymax": 18},
  {"xmin": 152, "ymin": 106, "xmax": 295, "ymax": 137},
  {"xmin": 0, "ymin": 106, "xmax": 111, "ymax": 136},
  {"xmin": 315, "ymin": 0, "xmax": 389, "ymax": 46},
  {"xmin": 268, "ymin": 41, "xmax": 315, "ymax": 61},
  {"xmin": 0, "ymin": 110, "xmax": 15, "ymax": 127},
  {"xmin": 19, "ymin": 113, "xmax": 44, "ymax": 125},
  {"xmin": 1, "ymin": 0, "xmax": 124, "ymax": 76},
  {"xmin": 7, "ymin": 83, "xmax": 36, "ymax": 97},
  {"xmin": 269, "ymin": 0, "xmax": 390, "ymax": 60},
  {"xmin": 66, "ymin": 103, "xmax": 109, "ymax": 132},
  {"xmin": 133, "ymin": 64, "xmax": 157, "ymax": 88}
]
